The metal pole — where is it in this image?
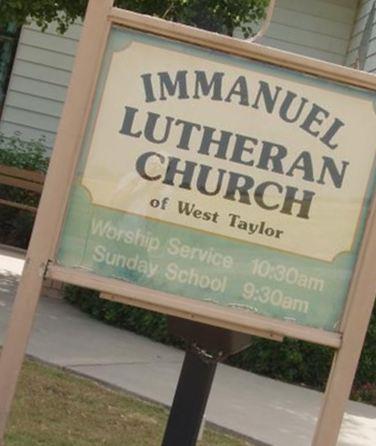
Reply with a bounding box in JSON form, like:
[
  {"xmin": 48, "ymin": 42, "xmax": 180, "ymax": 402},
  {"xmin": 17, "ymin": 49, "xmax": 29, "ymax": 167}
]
[{"xmin": 162, "ymin": 347, "xmax": 218, "ymax": 446}]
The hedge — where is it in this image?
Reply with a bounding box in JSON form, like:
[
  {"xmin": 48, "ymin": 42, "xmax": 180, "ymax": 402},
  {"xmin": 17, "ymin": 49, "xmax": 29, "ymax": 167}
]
[{"xmin": 65, "ymin": 285, "xmax": 376, "ymax": 405}]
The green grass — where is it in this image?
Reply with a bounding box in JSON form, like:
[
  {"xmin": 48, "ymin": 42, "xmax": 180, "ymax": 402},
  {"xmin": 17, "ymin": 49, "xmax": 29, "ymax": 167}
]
[{"xmin": 6, "ymin": 360, "xmax": 254, "ymax": 446}]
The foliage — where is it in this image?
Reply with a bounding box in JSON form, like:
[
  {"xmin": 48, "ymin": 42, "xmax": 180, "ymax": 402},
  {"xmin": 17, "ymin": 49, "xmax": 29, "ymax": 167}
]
[
  {"xmin": 65, "ymin": 285, "xmax": 376, "ymax": 405},
  {"xmin": 0, "ymin": 132, "xmax": 49, "ymax": 172},
  {"xmin": 350, "ymin": 307, "xmax": 376, "ymax": 403},
  {"xmin": 64, "ymin": 286, "xmax": 182, "ymax": 346},
  {"xmin": 0, "ymin": 0, "xmax": 269, "ymax": 36},
  {"xmin": 0, "ymin": 132, "xmax": 49, "ymax": 248},
  {"xmin": 351, "ymin": 382, "xmax": 376, "ymax": 405},
  {"xmin": 228, "ymin": 338, "xmax": 334, "ymax": 389}
]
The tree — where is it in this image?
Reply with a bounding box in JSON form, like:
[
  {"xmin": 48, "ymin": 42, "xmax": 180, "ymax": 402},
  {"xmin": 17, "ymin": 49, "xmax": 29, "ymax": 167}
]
[{"xmin": 0, "ymin": 0, "xmax": 269, "ymax": 37}]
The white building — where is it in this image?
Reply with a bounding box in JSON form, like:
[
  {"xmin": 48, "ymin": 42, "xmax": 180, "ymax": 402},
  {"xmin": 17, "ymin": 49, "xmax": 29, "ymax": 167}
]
[{"xmin": 0, "ymin": 0, "xmax": 375, "ymax": 151}]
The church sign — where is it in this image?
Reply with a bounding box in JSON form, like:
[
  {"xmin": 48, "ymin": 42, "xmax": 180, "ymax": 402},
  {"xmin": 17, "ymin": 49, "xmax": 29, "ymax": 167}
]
[
  {"xmin": 57, "ymin": 23, "xmax": 375, "ymax": 335},
  {"xmin": 0, "ymin": 2, "xmax": 375, "ymax": 446}
]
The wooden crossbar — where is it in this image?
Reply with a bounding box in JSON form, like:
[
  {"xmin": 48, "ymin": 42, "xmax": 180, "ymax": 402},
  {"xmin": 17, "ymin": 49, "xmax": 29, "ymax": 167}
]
[
  {"xmin": 0, "ymin": 174, "xmax": 44, "ymax": 193},
  {"xmin": 0, "ymin": 198, "xmax": 38, "ymax": 213},
  {"xmin": 0, "ymin": 164, "xmax": 45, "ymax": 184},
  {"xmin": 0, "ymin": 164, "xmax": 46, "ymax": 212}
]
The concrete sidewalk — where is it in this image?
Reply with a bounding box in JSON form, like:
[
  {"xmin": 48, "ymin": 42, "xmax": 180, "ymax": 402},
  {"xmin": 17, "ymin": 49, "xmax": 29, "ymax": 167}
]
[{"xmin": 0, "ymin": 247, "xmax": 375, "ymax": 446}]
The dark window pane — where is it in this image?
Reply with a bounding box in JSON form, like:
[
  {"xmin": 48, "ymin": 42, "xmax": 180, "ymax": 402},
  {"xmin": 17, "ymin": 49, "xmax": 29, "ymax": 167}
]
[{"xmin": 0, "ymin": 24, "xmax": 20, "ymax": 116}]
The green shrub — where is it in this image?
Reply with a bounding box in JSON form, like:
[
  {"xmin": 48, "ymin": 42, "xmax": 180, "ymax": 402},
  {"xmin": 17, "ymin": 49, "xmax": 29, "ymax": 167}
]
[
  {"xmin": 65, "ymin": 285, "xmax": 376, "ymax": 404},
  {"xmin": 0, "ymin": 132, "xmax": 49, "ymax": 171},
  {"xmin": 0, "ymin": 132, "xmax": 49, "ymax": 248},
  {"xmin": 228, "ymin": 338, "xmax": 334, "ymax": 389},
  {"xmin": 64, "ymin": 286, "xmax": 183, "ymax": 347}
]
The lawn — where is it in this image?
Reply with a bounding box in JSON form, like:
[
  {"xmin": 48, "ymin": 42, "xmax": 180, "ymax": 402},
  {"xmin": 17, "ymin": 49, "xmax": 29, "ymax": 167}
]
[{"xmin": 6, "ymin": 359, "xmax": 254, "ymax": 446}]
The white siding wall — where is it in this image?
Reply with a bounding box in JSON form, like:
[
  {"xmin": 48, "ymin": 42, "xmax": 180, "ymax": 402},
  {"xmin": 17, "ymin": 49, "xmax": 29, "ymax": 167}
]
[
  {"xmin": 0, "ymin": 1, "xmax": 360, "ymax": 148},
  {"xmin": 346, "ymin": 0, "xmax": 376, "ymax": 72},
  {"xmin": 0, "ymin": 21, "xmax": 82, "ymax": 148},
  {"xmin": 256, "ymin": 0, "xmax": 358, "ymax": 64}
]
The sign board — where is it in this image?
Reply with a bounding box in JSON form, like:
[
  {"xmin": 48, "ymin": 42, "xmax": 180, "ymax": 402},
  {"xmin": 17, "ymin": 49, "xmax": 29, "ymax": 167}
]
[
  {"xmin": 57, "ymin": 25, "xmax": 375, "ymax": 336},
  {"xmin": 0, "ymin": 2, "xmax": 375, "ymax": 446}
]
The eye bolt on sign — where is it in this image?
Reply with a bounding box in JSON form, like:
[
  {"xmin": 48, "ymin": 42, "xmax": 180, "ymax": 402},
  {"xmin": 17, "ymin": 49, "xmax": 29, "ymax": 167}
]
[{"xmin": 0, "ymin": 1, "xmax": 375, "ymax": 446}]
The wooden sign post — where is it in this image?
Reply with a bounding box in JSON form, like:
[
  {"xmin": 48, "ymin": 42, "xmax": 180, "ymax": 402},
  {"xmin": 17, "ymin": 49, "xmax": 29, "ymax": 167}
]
[{"xmin": 0, "ymin": 1, "xmax": 375, "ymax": 445}]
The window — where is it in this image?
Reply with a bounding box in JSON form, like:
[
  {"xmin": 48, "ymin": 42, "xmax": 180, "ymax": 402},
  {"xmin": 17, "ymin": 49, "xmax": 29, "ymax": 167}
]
[{"xmin": 0, "ymin": 24, "xmax": 20, "ymax": 116}]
